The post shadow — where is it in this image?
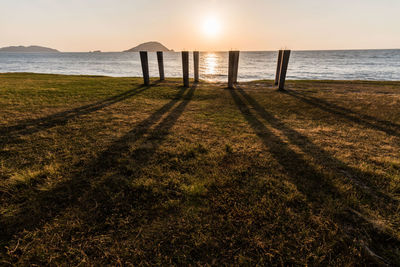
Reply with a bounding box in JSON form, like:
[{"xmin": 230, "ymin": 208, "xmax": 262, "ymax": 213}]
[
  {"xmin": 236, "ymin": 86, "xmax": 399, "ymax": 207},
  {"xmin": 230, "ymin": 85, "xmax": 399, "ymax": 264},
  {"xmin": 0, "ymin": 83, "xmax": 160, "ymax": 149},
  {"xmin": 285, "ymin": 90, "xmax": 400, "ymax": 138},
  {"xmin": 0, "ymin": 84, "xmax": 197, "ymax": 244},
  {"xmin": 229, "ymin": 87, "xmax": 342, "ymax": 203}
]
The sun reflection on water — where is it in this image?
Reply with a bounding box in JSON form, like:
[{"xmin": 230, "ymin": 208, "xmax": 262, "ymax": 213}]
[{"xmin": 203, "ymin": 52, "xmax": 218, "ymax": 75}]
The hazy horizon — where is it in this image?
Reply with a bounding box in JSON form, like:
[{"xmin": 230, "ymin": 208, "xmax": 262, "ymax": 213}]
[
  {"xmin": 1, "ymin": 44, "xmax": 400, "ymax": 53},
  {"xmin": 1, "ymin": 0, "xmax": 400, "ymax": 52}
]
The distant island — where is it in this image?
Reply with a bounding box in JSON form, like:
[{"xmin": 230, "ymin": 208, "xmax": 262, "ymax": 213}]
[
  {"xmin": 123, "ymin": 41, "xmax": 172, "ymax": 52},
  {"xmin": 0, "ymin": 45, "xmax": 60, "ymax": 53},
  {"xmin": 0, "ymin": 43, "xmax": 172, "ymax": 53}
]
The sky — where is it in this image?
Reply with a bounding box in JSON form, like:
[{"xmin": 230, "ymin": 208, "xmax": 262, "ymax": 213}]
[{"xmin": 1, "ymin": 0, "xmax": 399, "ymax": 52}]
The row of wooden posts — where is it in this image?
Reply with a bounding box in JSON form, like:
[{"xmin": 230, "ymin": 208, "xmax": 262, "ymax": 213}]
[{"xmin": 139, "ymin": 50, "xmax": 291, "ymax": 89}]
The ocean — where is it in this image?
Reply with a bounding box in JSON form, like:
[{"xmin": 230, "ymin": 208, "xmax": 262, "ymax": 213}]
[{"xmin": 0, "ymin": 50, "xmax": 399, "ymax": 82}]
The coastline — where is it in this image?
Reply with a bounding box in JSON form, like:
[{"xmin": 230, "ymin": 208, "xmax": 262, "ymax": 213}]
[
  {"xmin": 1, "ymin": 72, "xmax": 400, "ymax": 83},
  {"xmin": 1, "ymin": 49, "xmax": 400, "ymax": 82}
]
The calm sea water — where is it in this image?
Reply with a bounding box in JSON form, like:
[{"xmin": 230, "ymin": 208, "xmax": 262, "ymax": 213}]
[{"xmin": 0, "ymin": 50, "xmax": 399, "ymax": 82}]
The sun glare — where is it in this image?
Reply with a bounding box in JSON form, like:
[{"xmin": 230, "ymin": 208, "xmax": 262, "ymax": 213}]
[
  {"xmin": 203, "ymin": 17, "xmax": 221, "ymax": 37},
  {"xmin": 204, "ymin": 53, "xmax": 218, "ymax": 74}
]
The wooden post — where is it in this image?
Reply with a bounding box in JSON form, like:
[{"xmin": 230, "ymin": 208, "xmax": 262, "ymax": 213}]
[
  {"xmin": 140, "ymin": 51, "xmax": 150, "ymax": 86},
  {"xmin": 193, "ymin": 51, "xmax": 199, "ymax": 82},
  {"xmin": 275, "ymin": 50, "xmax": 283, "ymax": 85},
  {"xmin": 233, "ymin": 51, "xmax": 240, "ymax": 84},
  {"xmin": 157, "ymin": 51, "xmax": 165, "ymax": 80},
  {"xmin": 228, "ymin": 51, "xmax": 235, "ymax": 88},
  {"xmin": 182, "ymin": 51, "xmax": 189, "ymax": 87},
  {"xmin": 278, "ymin": 50, "xmax": 291, "ymax": 90}
]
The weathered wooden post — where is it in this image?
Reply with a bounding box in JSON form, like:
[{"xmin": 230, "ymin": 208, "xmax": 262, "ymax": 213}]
[
  {"xmin": 157, "ymin": 51, "xmax": 165, "ymax": 81},
  {"xmin": 275, "ymin": 50, "xmax": 283, "ymax": 85},
  {"xmin": 182, "ymin": 51, "xmax": 189, "ymax": 87},
  {"xmin": 140, "ymin": 51, "xmax": 150, "ymax": 86},
  {"xmin": 233, "ymin": 51, "xmax": 240, "ymax": 84},
  {"xmin": 193, "ymin": 51, "xmax": 200, "ymax": 82},
  {"xmin": 278, "ymin": 50, "xmax": 291, "ymax": 90},
  {"xmin": 228, "ymin": 51, "xmax": 235, "ymax": 88}
]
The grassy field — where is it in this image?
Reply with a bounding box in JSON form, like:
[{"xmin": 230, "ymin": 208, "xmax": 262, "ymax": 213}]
[{"xmin": 0, "ymin": 73, "xmax": 399, "ymax": 265}]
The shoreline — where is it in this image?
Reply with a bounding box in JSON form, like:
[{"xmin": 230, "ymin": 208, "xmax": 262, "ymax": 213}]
[
  {"xmin": 1, "ymin": 72, "xmax": 400, "ymax": 83},
  {"xmin": 1, "ymin": 49, "xmax": 399, "ymax": 82}
]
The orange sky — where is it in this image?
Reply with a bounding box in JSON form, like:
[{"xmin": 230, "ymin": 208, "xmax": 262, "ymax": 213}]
[{"xmin": 1, "ymin": 0, "xmax": 399, "ymax": 52}]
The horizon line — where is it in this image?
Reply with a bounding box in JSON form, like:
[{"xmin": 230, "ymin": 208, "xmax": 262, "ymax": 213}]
[{"xmin": 1, "ymin": 48, "xmax": 399, "ymax": 53}]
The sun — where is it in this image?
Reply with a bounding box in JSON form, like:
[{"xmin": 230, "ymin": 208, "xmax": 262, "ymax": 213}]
[{"xmin": 203, "ymin": 17, "xmax": 221, "ymax": 37}]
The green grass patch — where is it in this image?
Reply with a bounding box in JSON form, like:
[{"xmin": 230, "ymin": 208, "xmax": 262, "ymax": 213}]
[{"xmin": 0, "ymin": 73, "xmax": 399, "ymax": 265}]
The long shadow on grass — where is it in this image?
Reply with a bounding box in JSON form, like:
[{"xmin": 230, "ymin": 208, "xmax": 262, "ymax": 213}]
[
  {"xmin": 237, "ymin": 86, "xmax": 399, "ymax": 208},
  {"xmin": 230, "ymin": 86, "xmax": 400, "ymax": 265},
  {"xmin": 285, "ymin": 90, "xmax": 400, "ymax": 138},
  {"xmin": 0, "ymin": 84, "xmax": 196, "ymax": 249},
  {"xmin": 0, "ymin": 82, "xmax": 156, "ymax": 148}
]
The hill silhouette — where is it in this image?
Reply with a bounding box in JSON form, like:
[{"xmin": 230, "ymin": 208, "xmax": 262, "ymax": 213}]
[
  {"xmin": 0, "ymin": 45, "xmax": 60, "ymax": 53},
  {"xmin": 123, "ymin": 41, "xmax": 172, "ymax": 52}
]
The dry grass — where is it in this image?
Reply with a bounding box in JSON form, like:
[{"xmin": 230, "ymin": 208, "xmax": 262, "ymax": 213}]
[{"xmin": 0, "ymin": 73, "xmax": 399, "ymax": 265}]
